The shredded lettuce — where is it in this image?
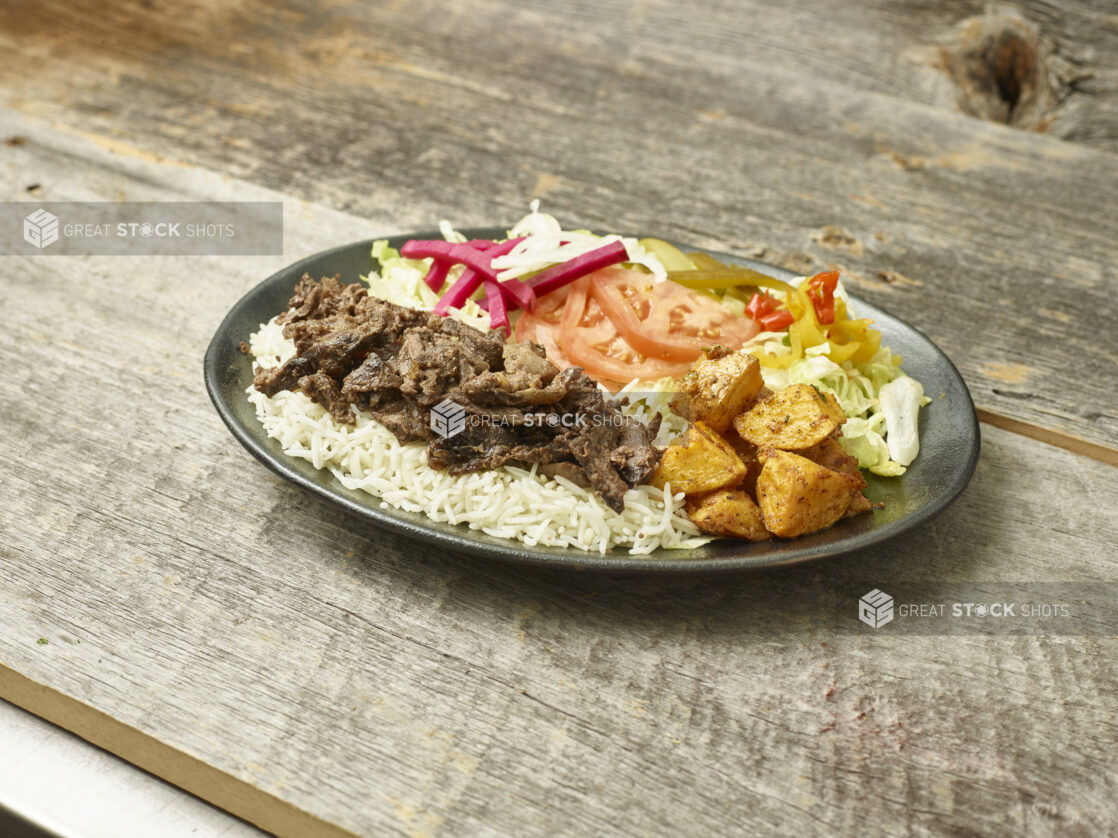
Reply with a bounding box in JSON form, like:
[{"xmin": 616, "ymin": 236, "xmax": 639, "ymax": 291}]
[{"xmin": 718, "ymin": 292, "xmax": 747, "ymax": 318}]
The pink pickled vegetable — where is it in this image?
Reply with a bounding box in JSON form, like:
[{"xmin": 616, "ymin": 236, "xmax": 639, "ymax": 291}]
[
  {"xmin": 407, "ymin": 237, "xmax": 526, "ymax": 319},
  {"xmin": 497, "ymin": 277, "xmax": 537, "ymax": 312},
  {"xmin": 433, "ymin": 268, "xmax": 481, "ymax": 316},
  {"xmin": 475, "ymin": 278, "xmax": 537, "ymax": 313},
  {"xmin": 482, "ymin": 237, "xmax": 524, "ymax": 260},
  {"xmin": 527, "ymin": 240, "xmax": 629, "ymax": 297},
  {"xmin": 485, "ymin": 279, "xmax": 509, "ymax": 334},
  {"xmin": 406, "ymin": 235, "xmax": 622, "ymax": 333},
  {"xmin": 422, "ymin": 259, "xmax": 450, "ymax": 292},
  {"xmin": 402, "ymin": 239, "xmax": 519, "ymax": 281}
]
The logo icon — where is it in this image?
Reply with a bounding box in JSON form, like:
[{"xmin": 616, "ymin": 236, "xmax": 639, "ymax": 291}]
[
  {"xmin": 858, "ymin": 589, "xmax": 894, "ymax": 628},
  {"xmin": 24, "ymin": 209, "xmax": 60, "ymax": 249},
  {"xmin": 430, "ymin": 398, "xmax": 466, "ymax": 439}
]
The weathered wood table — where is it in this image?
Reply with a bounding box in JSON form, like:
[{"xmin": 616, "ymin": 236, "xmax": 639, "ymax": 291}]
[{"xmin": 2, "ymin": 2, "xmax": 1116, "ymax": 835}]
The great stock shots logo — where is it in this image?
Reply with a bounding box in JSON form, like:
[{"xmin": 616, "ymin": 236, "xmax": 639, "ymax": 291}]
[
  {"xmin": 430, "ymin": 399, "xmax": 466, "ymax": 439},
  {"xmin": 23, "ymin": 208, "xmax": 59, "ymax": 249},
  {"xmin": 3, "ymin": 202, "xmax": 283, "ymax": 255},
  {"xmin": 858, "ymin": 589, "xmax": 894, "ymax": 629}
]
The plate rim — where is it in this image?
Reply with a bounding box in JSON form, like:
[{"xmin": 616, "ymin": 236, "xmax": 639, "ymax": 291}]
[{"xmin": 204, "ymin": 229, "xmax": 980, "ymax": 573}]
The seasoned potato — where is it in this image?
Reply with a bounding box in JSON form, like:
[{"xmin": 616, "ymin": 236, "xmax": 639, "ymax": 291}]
[
  {"xmin": 755, "ymin": 449, "xmax": 861, "ymax": 538},
  {"xmin": 725, "ymin": 432, "xmax": 763, "ymax": 498},
  {"xmin": 686, "ymin": 489, "xmax": 771, "ymax": 541},
  {"xmin": 733, "ymin": 384, "xmax": 846, "ymax": 451},
  {"xmin": 669, "ymin": 349, "xmax": 764, "ymax": 433},
  {"xmin": 801, "ymin": 437, "xmax": 866, "ymax": 491},
  {"xmin": 650, "ymin": 421, "xmax": 747, "ymax": 494}
]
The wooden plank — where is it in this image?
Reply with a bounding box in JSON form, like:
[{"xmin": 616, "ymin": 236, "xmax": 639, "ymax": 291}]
[
  {"xmin": 2, "ymin": 0, "xmax": 1117, "ymax": 148},
  {"xmin": 1, "ymin": 2, "xmax": 1115, "ymax": 455},
  {"xmin": 0, "ymin": 698, "xmax": 262, "ymax": 838},
  {"xmin": 0, "ymin": 674, "xmax": 331, "ymax": 838},
  {"xmin": 1, "ymin": 118, "xmax": 1116, "ymax": 836}
]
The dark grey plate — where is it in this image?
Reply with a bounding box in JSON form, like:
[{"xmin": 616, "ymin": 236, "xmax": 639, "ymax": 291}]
[{"xmin": 204, "ymin": 228, "xmax": 979, "ymax": 572}]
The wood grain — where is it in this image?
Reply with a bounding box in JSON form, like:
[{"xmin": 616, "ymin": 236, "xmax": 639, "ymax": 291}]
[
  {"xmin": 3, "ymin": 0, "xmax": 1117, "ymax": 147},
  {"xmin": 1, "ymin": 114, "xmax": 1117, "ymax": 837},
  {"xmin": 1, "ymin": 0, "xmax": 1115, "ymax": 455}
]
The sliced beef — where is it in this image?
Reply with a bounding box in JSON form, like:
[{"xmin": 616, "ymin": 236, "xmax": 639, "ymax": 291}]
[
  {"xmin": 395, "ymin": 327, "xmax": 496, "ymax": 405},
  {"xmin": 342, "ymin": 353, "xmax": 403, "ymax": 399},
  {"xmin": 255, "ymin": 356, "xmax": 313, "ymax": 397},
  {"xmin": 612, "ymin": 414, "xmax": 663, "ymax": 485},
  {"xmin": 427, "ymin": 422, "xmax": 575, "ymax": 473},
  {"xmin": 539, "ymin": 461, "xmax": 592, "ymax": 489},
  {"xmin": 570, "ymin": 434, "xmax": 631, "ymax": 512},
  {"xmin": 253, "ymin": 274, "xmax": 662, "ymax": 512},
  {"xmin": 369, "ymin": 398, "xmax": 430, "ymax": 443},
  {"xmin": 299, "ymin": 371, "xmax": 351, "ymax": 424}
]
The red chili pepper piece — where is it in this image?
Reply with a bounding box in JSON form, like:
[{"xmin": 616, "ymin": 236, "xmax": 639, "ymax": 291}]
[
  {"xmin": 806, "ymin": 270, "xmax": 840, "ymax": 325},
  {"xmin": 746, "ymin": 290, "xmax": 794, "ymax": 331},
  {"xmin": 758, "ymin": 309, "xmax": 795, "ymax": 331}
]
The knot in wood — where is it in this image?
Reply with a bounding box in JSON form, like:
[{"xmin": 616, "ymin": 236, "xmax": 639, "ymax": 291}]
[{"xmin": 938, "ymin": 10, "xmax": 1060, "ymax": 131}]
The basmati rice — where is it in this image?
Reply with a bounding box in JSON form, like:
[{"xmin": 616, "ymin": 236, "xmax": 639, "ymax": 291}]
[{"xmin": 246, "ymin": 317, "xmax": 709, "ymax": 555}]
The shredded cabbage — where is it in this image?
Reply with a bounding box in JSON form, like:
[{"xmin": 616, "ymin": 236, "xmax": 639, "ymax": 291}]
[{"xmin": 495, "ymin": 202, "xmax": 667, "ymax": 282}]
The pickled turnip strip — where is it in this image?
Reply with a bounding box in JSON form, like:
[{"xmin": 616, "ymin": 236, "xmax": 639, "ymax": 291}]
[
  {"xmin": 485, "ymin": 278, "xmax": 509, "ymax": 334},
  {"xmin": 526, "ymin": 240, "xmax": 629, "ymax": 297},
  {"xmin": 498, "ymin": 277, "xmax": 537, "ymax": 312},
  {"xmin": 422, "ymin": 259, "xmax": 450, "ymax": 292},
  {"xmin": 401, "ymin": 238, "xmax": 524, "ymax": 282},
  {"xmin": 433, "ymin": 268, "xmax": 481, "ymax": 316},
  {"xmin": 405, "ymin": 237, "xmax": 526, "ymax": 319},
  {"xmin": 475, "ymin": 278, "xmax": 538, "ymax": 313}
]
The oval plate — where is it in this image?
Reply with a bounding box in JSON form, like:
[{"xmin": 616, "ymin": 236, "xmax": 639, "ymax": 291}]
[{"xmin": 204, "ymin": 229, "xmax": 979, "ymax": 572}]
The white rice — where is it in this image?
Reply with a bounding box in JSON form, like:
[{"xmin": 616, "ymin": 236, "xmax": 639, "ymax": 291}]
[{"xmin": 246, "ymin": 317, "xmax": 709, "ymax": 554}]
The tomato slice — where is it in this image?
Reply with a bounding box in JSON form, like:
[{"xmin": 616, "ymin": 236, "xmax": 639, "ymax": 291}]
[
  {"xmin": 590, "ymin": 273, "xmax": 704, "ymax": 361},
  {"xmin": 513, "ymin": 267, "xmax": 759, "ymax": 388},
  {"xmin": 533, "ymin": 320, "xmax": 575, "ymax": 369},
  {"xmin": 550, "ymin": 277, "xmax": 687, "ymax": 386},
  {"xmin": 590, "ymin": 267, "xmax": 758, "ymax": 358}
]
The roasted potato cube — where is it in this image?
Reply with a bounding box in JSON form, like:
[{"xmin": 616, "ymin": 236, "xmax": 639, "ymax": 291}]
[
  {"xmin": 732, "ymin": 383, "xmax": 846, "ymax": 451},
  {"xmin": 801, "ymin": 436, "xmax": 866, "ymax": 491},
  {"xmin": 669, "ymin": 349, "xmax": 764, "ymax": 433},
  {"xmin": 650, "ymin": 421, "xmax": 747, "ymax": 494},
  {"xmin": 686, "ymin": 489, "xmax": 772, "ymax": 541},
  {"xmin": 755, "ymin": 449, "xmax": 861, "ymax": 538},
  {"xmin": 725, "ymin": 432, "xmax": 763, "ymax": 498}
]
